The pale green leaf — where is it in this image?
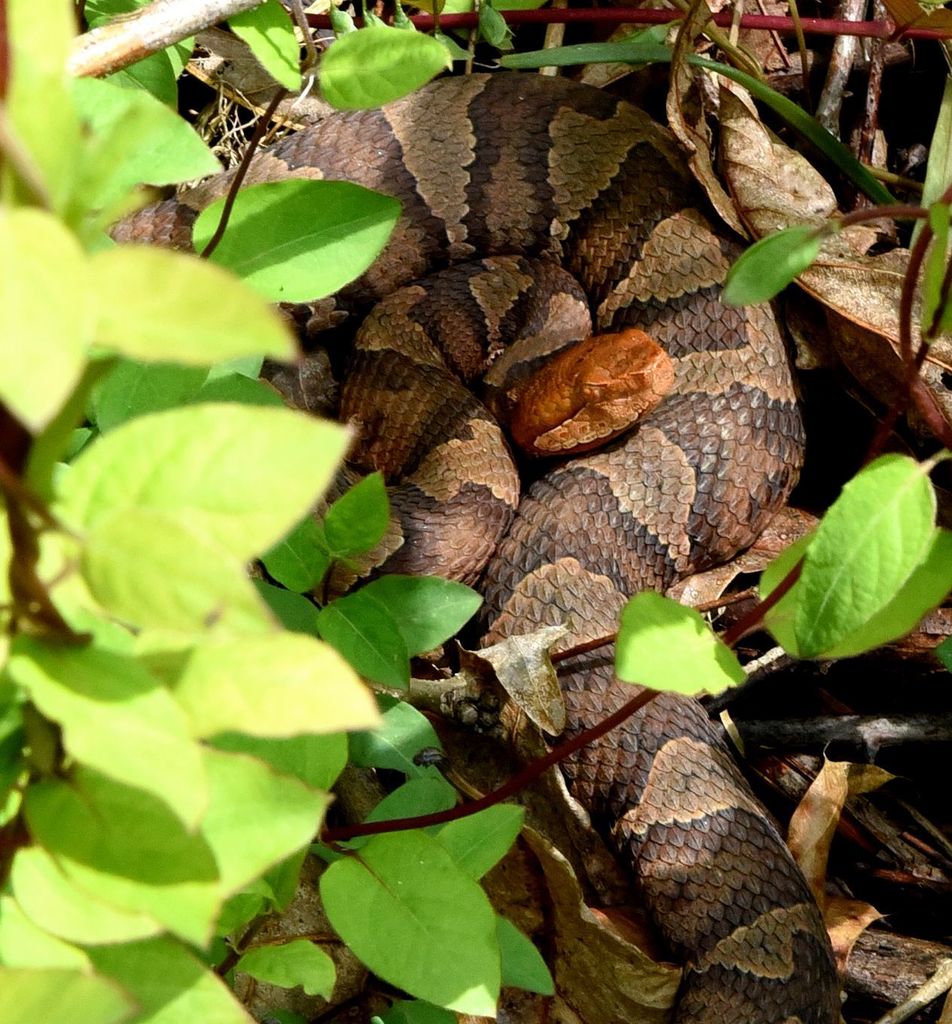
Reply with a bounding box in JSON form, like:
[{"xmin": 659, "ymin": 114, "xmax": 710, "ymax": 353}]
[
  {"xmin": 0, "ymin": 967, "xmax": 135, "ymax": 1024},
  {"xmin": 90, "ymin": 246, "xmax": 297, "ymax": 364},
  {"xmin": 80, "ymin": 510, "xmax": 276, "ymax": 634},
  {"xmin": 173, "ymin": 632, "xmax": 378, "ymax": 738},
  {"xmin": 318, "ymin": 27, "xmax": 451, "ymax": 110},
  {"xmin": 615, "ymin": 592, "xmax": 744, "ymax": 695},
  {"xmin": 198, "ymin": 746, "xmax": 331, "ymax": 895},
  {"xmin": 70, "ymin": 76, "xmax": 220, "ymax": 225},
  {"xmin": 8, "ymin": 639, "xmax": 207, "ymax": 827},
  {"xmin": 23, "ymin": 771, "xmax": 222, "ymax": 946},
  {"xmin": 792, "ymin": 455, "xmax": 938, "ymax": 658},
  {"xmin": 320, "ymin": 831, "xmax": 500, "ymax": 1014},
  {"xmin": 58, "ymin": 403, "xmax": 350, "ymax": 560},
  {"xmin": 253, "ymin": 580, "xmax": 322, "ymax": 634},
  {"xmin": 193, "ymin": 180, "xmax": 401, "ymax": 303},
  {"xmin": 0, "ymin": 209, "xmax": 90, "ymax": 431},
  {"xmin": 0, "ymin": 894, "xmax": 90, "ymax": 969},
  {"xmin": 4, "ymin": 0, "xmax": 81, "ymax": 212},
  {"xmin": 88, "ymin": 936, "xmax": 252, "ymax": 1024},
  {"xmin": 229, "ymin": 0, "xmax": 301, "ymax": 90},
  {"xmin": 496, "ymin": 916, "xmax": 553, "ymax": 994},
  {"xmin": 236, "ymin": 939, "xmax": 335, "ymax": 997},
  {"xmin": 10, "ymin": 848, "xmax": 160, "ymax": 947},
  {"xmin": 437, "ymin": 805, "xmax": 524, "ymax": 879}
]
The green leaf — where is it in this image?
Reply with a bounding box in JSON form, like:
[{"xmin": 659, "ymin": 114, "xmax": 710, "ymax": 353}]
[
  {"xmin": 88, "ymin": 936, "xmax": 251, "ymax": 1024},
  {"xmin": 253, "ymin": 580, "xmax": 322, "ymax": 634},
  {"xmin": 196, "ymin": 372, "xmax": 286, "ymax": 407},
  {"xmin": 776, "ymin": 455, "xmax": 941, "ymax": 659},
  {"xmin": 319, "ymin": 27, "xmax": 451, "ymax": 110},
  {"xmin": 8, "ymin": 639, "xmax": 207, "ymax": 828},
  {"xmin": 236, "ymin": 939, "xmax": 336, "ymax": 997},
  {"xmin": 90, "ymin": 246, "xmax": 297, "ymax": 364},
  {"xmin": 263, "ymin": 516, "xmax": 331, "ymax": 593},
  {"xmin": 172, "ymin": 632, "xmax": 378, "ymax": 738},
  {"xmin": 317, "ymin": 594, "xmax": 410, "ymax": 689},
  {"xmin": 938, "ymin": 634, "xmax": 952, "ymax": 673},
  {"xmin": 80, "ymin": 509, "xmax": 276, "ymax": 634},
  {"xmin": 58, "ymin": 403, "xmax": 350, "ymax": 561},
  {"xmin": 723, "ymin": 226, "xmax": 824, "ymax": 306},
  {"xmin": 70, "ymin": 76, "xmax": 220, "ymax": 230},
  {"xmin": 350, "ymin": 699, "xmax": 442, "ymax": 775},
  {"xmin": 357, "ymin": 576, "xmax": 482, "ymax": 655},
  {"xmin": 200, "ymin": 746, "xmax": 331, "ymax": 895},
  {"xmin": 436, "ymin": 805, "xmax": 524, "ymax": 879},
  {"xmin": 324, "ymin": 472, "xmax": 390, "ymax": 556},
  {"xmin": 765, "ymin": 527, "xmax": 952, "ymax": 659},
  {"xmin": 363, "ymin": 777, "xmax": 457, "ymax": 826},
  {"xmin": 496, "ymin": 916, "xmax": 553, "ymax": 994},
  {"xmin": 229, "ymin": 0, "xmax": 301, "ymax": 90},
  {"xmin": 11, "ymin": 847, "xmax": 161, "ymax": 946},
  {"xmin": 375, "ymin": 1001, "xmax": 456, "ymax": 1024},
  {"xmin": 0, "ymin": 209, "xmax": 91, "ymax": 431},
  {"xmin": 320, "ymin": 831, "xmax": 500, "ymax": 1014},
  {"xmin": 23, "ymin": 771, "xmax": 222, "ymax": 946},
  {"xmin": 615, "ymin": 592, "xmax": 745, "ymax": 696},
  {"xmin": 478, "ymin": 2, "xmax": 513, "ymax": 49},
  {"xmin": 4, "ymin": 0, "xmax": 82, "ymax": 213},
  {"xmin": 89, "ymin": 360, "xmax": 208, "ymax": 432},
  {"xmin": 925, "ymin": 203, "xmax": 951, "ymax": 334},
  {"xmin": 0, "ymin": 967, "xmax": 135, "ymax": 1024},
  {"xmin": 213, "ymin": 731, "xmax": 347, "ymax": 794},
  {"xmin": 0, "ymin": 894, "xmax": 90, "ymax": 969},
  {"xmin": 919, "ymin": 76, "xmax": 952, "ymax": 243},
  {"xmin": 192, "ymin": 180, "xmax": 401, "ymax": 302}
]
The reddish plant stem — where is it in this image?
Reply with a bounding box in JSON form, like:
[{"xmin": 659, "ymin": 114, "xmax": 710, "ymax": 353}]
[
  {"xmin": 320, "ymin": 686, "xmax": 658, "ymax": 844},
  {"xmin": 307, "ymin": 7, "xmax": 952, "ymax": 40}
]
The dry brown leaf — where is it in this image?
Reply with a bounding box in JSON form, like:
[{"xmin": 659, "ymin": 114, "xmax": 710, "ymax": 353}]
[
  {"xmin": 825, "ymin": 896, "xmax": 883, "ymax": 977},
  {"xmin": 460, "ymin": 625, "xmax": 568, "ymax": 735},
  {"xmin": 665, "ymin": 3, "xmax": 746, "ymax": 235},
  {"xmin": 719, "ymin": 86, "xmax": 952, "ymax": 436},
  {"xmin": 521, "ymin": 828, "xmax": 681, "ymax": 1024}
]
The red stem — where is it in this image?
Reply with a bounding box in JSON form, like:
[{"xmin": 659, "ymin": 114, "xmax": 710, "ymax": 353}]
[
  {"xmin": 321, "ymin": 686, "xmax": 657, "ymax": 843},
  {"xmin": 307, "ymin": 8, "xmax": 952, "ymax": 40}
]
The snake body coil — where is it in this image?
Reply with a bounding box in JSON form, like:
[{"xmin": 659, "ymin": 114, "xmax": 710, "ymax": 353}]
[{"xmin": 116, "ymin": 72, "xmax": 840, "ymax": 1023}]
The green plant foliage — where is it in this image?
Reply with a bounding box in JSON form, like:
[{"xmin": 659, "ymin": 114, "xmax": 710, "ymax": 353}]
[
  {"xmin": 192, "ymin": 180, "xmax": 402, "ymax": 302},
  {"xmin": 763, "ymin": 455, "xmax": 952, "ymax": 658},
  {"xmin": 436, "ymin": 805, "xmax": 525, "ymax": 879},
  {"xmin": 616, "ymin": 592, "xmax": 745, "ymax": 695},
  {"xmin": 236, "ymin": 939, "xmax": 336, "ymax": 997},
  {"xmin": 938, "ymin": 635, "xmax": 952, "ymax": 672},
  {"xmin": 496, "ymin": 916, "xmax": 553, "ymax": 994},
  {"xmin": 923, "ymin": 203, "xmax": 951, "ymax": 332},
  {"xmin": 228, "ymin": 0, "xmax": 301, "ymax": 90},
  {"xmin": 263, "ymin": 515, "xmax": 332, "ymax": 593},
  {"xmin": 0, "ymin": 209, "xmax": 91, "ymax": 431},
  {"xmin": 324, "ymin": 472, "xmax": 390, "ymax": 555},
  {"xmin": 317, "ymin": 592, "xmax": 410, "ymax": 688},
  {"xmin": 320, "ymin": 831, "xmax": 500, "ymax": 1014},
  {"xmin": 349, "ymin": 699, "xmax": 445, "ymax": 774},
  {"xmin": 722, "ymin": 225, "xmax": 825, "ymax": 305},
  {"xmin": 0, "ymin": 967, "xmax": 135, "ymax": 1024},
  {"xmin": 172, "ymin": 633, "xmax": 378, "ymax": 738},
  {"xmin": 318, "ymin": 26, "xmax": 452, "ymax": 109},
  {"xmin": 89, "ymin": 361, "xmax": 209, "ymax": 432},
  {"xmin": 361, "ymin": 776, "xmax": 458, "ymax": 825},
  {"xmin": 374, "ymin": 1000, "xmax": 457, "ymax": 1024}
]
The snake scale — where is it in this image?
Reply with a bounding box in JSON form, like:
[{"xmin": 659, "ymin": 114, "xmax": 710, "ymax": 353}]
[{"xmin": 115, "ymin": 71, "xmax": 840, "ymax": 1022}]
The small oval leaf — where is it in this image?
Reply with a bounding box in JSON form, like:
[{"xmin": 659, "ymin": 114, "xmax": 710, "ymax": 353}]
[{"xmin": 722, "ymin": 225, "xmax": 823, "ymax": 305}]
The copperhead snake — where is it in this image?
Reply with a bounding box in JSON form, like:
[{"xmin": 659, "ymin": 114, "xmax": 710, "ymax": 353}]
[{"xmin": 115, "ymin": 71, "xmax": 840, "ymax": 1023}]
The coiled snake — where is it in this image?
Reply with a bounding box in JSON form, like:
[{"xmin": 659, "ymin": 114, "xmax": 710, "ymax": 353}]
[{"xmin": 116, "ymin": 71, "xmax": 840, "ymax": 1023}]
